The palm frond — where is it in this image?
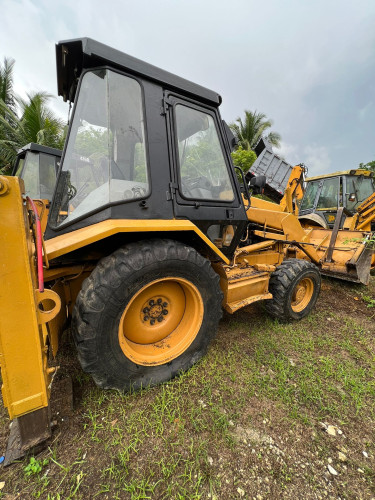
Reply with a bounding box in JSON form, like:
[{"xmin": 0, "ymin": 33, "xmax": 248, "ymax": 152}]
[
  {"xmin": 229, "ymin": 109, "xmax": 281, "ymax": 151},
  {"xmin": 0, "ymin": 57, "xmax": 16, "ymax": 112}
]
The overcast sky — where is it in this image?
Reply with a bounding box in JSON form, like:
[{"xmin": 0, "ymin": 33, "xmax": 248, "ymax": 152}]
[{"xmin": 1, "ymin": 0, "xmax": 374, "ymax": 176}]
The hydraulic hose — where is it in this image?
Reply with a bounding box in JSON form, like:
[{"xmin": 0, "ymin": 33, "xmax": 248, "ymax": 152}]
[{"xmin": 26, "ymin": 197, "xmax": 44, "ymax": 292}]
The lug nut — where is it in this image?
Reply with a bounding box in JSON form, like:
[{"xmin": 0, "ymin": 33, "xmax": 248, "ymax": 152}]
[
  {"xmin": 143, "ymin": 307, "xmax": 149, "ymax": 314},
  {"xmin": 150, "ymin": 319, "xmax": 155, "ymax": 325},
  {"xmin": 163, "ymin": 302, "xmax": 168, "ymax": 308},
  {"xmin": 157, "ymin": 316, "xmax": 163, "ymax": 322},
  {"xmin": 162, "ymin": 309, "xmax": 168, "ymax": 315},
  {"xmin": 149, "ymin": 300, "xmax": 155, "ymax": 306},
  {"xmin": 157, "ymin": 298, "xmax": 162, "ymax": 304},
  {"xmin": 143, "ymin": 315, "xmax": 149, "ymax": 321}
]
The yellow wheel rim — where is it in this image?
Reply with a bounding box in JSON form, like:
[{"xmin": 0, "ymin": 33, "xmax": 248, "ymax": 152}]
[
  {"xmin": 291, "ymin": 277, "xmax": 314, "ymax": 313},
  {"xmin": 118, "ymin": 277, "xmax": 204, "ymax": 366}
]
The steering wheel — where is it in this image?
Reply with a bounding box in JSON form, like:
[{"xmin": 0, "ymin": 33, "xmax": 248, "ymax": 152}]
[{"xmin": 181, "ymin": 176, "xmax": 214, "ymax": 198}]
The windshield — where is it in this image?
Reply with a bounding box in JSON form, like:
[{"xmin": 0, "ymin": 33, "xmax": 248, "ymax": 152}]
[
  {"xmin": 18, "ymin": 151, "xmax": 58, "ymax": 200},
  {"xmin": 316, "ymin": 177, "xmax": 339, "ymax": 209},
  {"xmin": 346, "ymin": 175, "xmax": 375, "ymax": 211},
  {"xmin": 50, "ymin": 69, "xmax": 149, "ymax": 227},
  {"xmin": 300, "ymin": 180, "xmax": 320, "ymax": 211}
]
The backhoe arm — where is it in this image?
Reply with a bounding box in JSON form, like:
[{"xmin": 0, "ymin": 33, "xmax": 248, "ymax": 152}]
[{"xmin": 279, "ymin": 164, "xmax": 306, "ymax": 214}]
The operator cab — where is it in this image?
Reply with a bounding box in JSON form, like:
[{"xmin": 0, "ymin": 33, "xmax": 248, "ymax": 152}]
[
  {"xmin": 46, "ymin": 38, "xmax": 247, "ymax": 258},
  {"xmin": 13, "ymin": 143, "xmax": 61, "ymax": 202},
  {"xmin": 299, "ymin": 170, "xmax": 375, "ymax": 228}
]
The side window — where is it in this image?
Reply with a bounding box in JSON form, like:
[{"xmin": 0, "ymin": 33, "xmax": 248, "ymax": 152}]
[
  {"xmin": 175, "ymin": 104, "xmax": 234, "ymax": 202},
  {"xmin": 15, "ymin": 157, "xmax": 25, "ymax": 177},
  {"xmin": 317, "ymin": 177, "xmax": 339, "ymax": 209},
  {"xmin": 19, "ymin": 152, "xmax": 57, "ymax": 200},
  {"xmin": 346, "ymin": 176, "xmax": 375, "ymax": 210},
  {"xmin": 39, "ymin": 153, "xmax": 58, "ymax": 199},
  {"xmin": 21, "ymin": 152, "xmax": 40, "ymax": 198}
]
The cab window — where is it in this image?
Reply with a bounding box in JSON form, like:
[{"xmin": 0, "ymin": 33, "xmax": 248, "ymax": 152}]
[
  {"xmin": 20, "ymin": 152, "xmax": 57, "ymax": 200},
  {"xmin": 50, "ymin": 69, "xmax": 149, "ymax": 227},
  {"xmin": 300, "ymin": 180, "xmax": 319, "ymax": 211},
  {"xmin": 346, "ymin": 176, "xmax": 375, "ymax": 211},
  {"xmin": 316, "ymin": 177, "xmax": 339, "ymax": 209},
  {"xmin": 175, "ymin": 104, "xmax": 234, "ymax": 202}
]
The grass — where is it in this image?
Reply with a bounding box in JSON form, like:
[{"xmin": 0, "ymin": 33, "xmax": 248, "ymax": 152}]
[{"xmin": 0, "ymin": 276, "xmax": 374, "ymax": 499}]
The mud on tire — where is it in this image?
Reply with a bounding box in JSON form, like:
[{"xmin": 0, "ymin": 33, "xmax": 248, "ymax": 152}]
[{"xmin": 72, "ymin": 239, "xmax": 223, "ymax": 391}]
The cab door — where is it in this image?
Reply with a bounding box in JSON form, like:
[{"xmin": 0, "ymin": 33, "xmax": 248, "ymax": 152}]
[
  {"xmin": 315, "ymin": 176, "xmax": 340, "ymax": 227},
  {"xmin": 165, "ymin": 94, "xmax": 247, "ymax": 258}
]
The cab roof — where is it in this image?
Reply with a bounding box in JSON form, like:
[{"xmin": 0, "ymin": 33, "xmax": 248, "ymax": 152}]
[
  {"xmin": 17, "ymin": 143, "xmax": 62, "ymax": 158},
  {"xmin": 306, "ymin": 169, "xmax": 374, "ymax": 181},
  {"xmin": 56, "ymin": 37, "xmax": 221, "ymax": 106}
]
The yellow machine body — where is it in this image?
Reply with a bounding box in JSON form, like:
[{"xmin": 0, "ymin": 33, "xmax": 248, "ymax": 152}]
[{"xmin": 0, "ymin": 177, "xmax": 60, "ymax": 420}]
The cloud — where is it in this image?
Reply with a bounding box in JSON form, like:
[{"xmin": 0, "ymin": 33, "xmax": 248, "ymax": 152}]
[
  {"xmin": 303, "ymin": 145, "xmax": 332, "ymax": 176},
  {"xmin": 358, "ymin": 101, "xmax": 374, "ymax": 122},
  {"xmin": 273, "ymin": 142, "xmax": 298, "ymax": 163}
]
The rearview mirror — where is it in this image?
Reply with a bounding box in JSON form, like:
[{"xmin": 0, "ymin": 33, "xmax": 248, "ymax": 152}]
[
  {"xmin": 348, "ymin": 193, "xmax": 356, "ymax": 202},
  {"xmin": 249, "ymin": 175, "xmax": 267, "ymax": 195}
]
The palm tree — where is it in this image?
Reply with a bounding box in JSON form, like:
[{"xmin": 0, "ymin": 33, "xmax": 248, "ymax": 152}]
[
  {"xmin": 0, "ymin": 91, "xmax": 65, "ymax": 170},
  {"xmin": 0, "ymin": 57, "xmax": 16, "ymax": 115},
  {"xmin": 230, "ymin": 110, "xmax": 281, "ymax": 151}
]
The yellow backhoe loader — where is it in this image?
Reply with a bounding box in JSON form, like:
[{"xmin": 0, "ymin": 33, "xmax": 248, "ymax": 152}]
[
  {"xmin": 0, "ymin": 38, "xmax": 373, "ymax": 465},
  {"xmin": 247, "ymin": 136, "xmax": 375, "ymax": 232}
]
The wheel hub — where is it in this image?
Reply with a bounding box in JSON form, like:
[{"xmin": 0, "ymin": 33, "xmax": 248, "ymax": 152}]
[
  {"xmin": 291, "ymin": 277, "xmax": 314, "ymax": 312},
  {"xmin": 118, "ymin": 278, "xmax": 204, "ymax": 365},
  {"xmin": 142, "ymin": 298, "xmax": 169, "ymax": 324},
  {"xmin": 294, "ymin": 285, "xmax": 306, "ymax": 303}
]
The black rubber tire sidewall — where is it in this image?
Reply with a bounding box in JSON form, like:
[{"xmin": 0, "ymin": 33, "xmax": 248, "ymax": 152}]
[
  {"xmin": 72, "ymin": 239, "xmax": 222, "ymax": 391},
  {"xmin": 265, "ymin": 260, "xmax": 321, "ymax": 321},
  {"xmin": 283, "ymin": 266, "xmax": 320, "ymax": 320}
]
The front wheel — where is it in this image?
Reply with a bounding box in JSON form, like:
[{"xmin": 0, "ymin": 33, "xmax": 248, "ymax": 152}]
[
  {"xmin": 72, "ymin": 239, "xmax": 223, "ymax": 391},
  {"xmin": 265, "ymin": 259, "xmax": 321, "ymax": 321}
]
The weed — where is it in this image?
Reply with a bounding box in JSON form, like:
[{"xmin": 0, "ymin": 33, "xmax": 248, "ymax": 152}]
[
  {"xmin": 23, "ymin": 456, "xmax": 48, "ymax": 477},
  {"xmin": 361, "ymin": 293, "xmax": 375, "ymax": 308}
]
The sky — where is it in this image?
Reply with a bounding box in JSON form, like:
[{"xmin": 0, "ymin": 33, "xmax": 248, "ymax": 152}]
[{"xmin": 1, "ymin": 0, "xmax": 374, "ymax": 176}]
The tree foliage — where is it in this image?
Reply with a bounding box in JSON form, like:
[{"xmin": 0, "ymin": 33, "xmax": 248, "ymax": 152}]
[
  {"xmin": 180, "ymin": 128, "xmax": 227, "ymax": 180},
  {"xmin": 0, "ymin": 57, "xmax": 16, "ymax": 114},
  {"xmin": 229, "ymin": 110, "xmax": 281, "ymax": 151},
  {"xmin": 0, "ymin": 58, "xmax": 65, "ymax": 173},
  {"xmin": 358, "ymin": 160, "xmax": 375, "ymax": 173},
  {"xmin": 231, "ymin": 146, "xmax": 257, "ymax": 174}
]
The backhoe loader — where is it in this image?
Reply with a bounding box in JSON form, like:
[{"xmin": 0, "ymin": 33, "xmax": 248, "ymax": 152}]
[
  {"xmin": 279, "ymin": 165, "xmax": 375, "ymax": 231},
  {"xmin": 0, "ymin": 38, "xmax": 373, "ymax": 464},
  {"xmin": 248, "ymin": 140, "xmax": 375, "ymax": 231}
]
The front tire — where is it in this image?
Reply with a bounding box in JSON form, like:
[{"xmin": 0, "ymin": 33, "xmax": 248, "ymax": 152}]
[
  {"xmin": 72, "ymin": 239, "xmax": 223, "ymax": 391},
  {"xmin": 265, "ymin": 259, "xmax": 321, "ymax": 321}
]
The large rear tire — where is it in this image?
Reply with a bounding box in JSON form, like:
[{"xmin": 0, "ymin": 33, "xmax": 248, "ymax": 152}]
[
  {"xmin": 72, "ymin": 239, "xmax": 223, "ymax": 391},
  {"xmin": 265, "ymin": 259, "xmax": 321, "ymax": 321}
]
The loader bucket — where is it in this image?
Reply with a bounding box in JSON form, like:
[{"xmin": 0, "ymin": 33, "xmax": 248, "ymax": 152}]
[
  {"xmin": 321, "ymin": 244, "xmax": 373, "ymax": 285},
  {"xmin": 296, "ymin": 227, "xmax": 374, "ymax": 285}
]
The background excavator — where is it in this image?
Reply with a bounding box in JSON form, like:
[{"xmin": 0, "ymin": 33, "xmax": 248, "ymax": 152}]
[{"xmin": 0, "ymin": 38, "xmax": 373, "ymax": 465}]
